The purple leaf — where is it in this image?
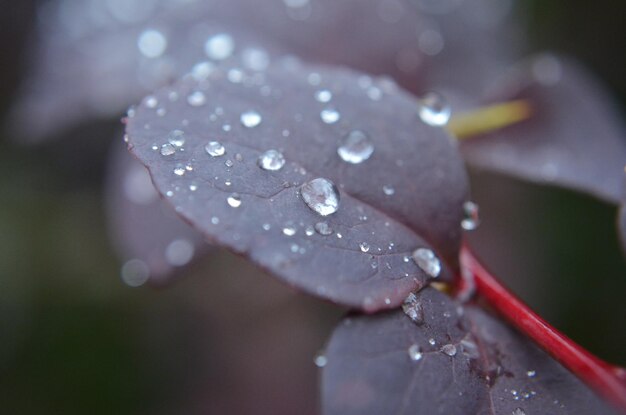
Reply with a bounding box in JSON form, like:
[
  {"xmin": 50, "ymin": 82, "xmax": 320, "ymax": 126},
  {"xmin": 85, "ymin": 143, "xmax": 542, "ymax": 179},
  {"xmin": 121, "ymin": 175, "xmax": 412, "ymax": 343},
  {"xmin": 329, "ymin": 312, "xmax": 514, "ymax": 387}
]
[
  {"xmin": 124, "ymin": 59, "xmax": 469, "ymax": 311},
  {"xmin": 105, "ymin": 139, "xmax": 209, "ymax": 285},
  {"xmin": 322, "ymin": 287, "xmax": 617, "ymax": 415},
  {"xmin": 13, "ymin": 0, "xmax": 520, "ymax": 141},
  {"xmin": 461, "ymin": 54, "xmax": 626, "ymax": 204}
]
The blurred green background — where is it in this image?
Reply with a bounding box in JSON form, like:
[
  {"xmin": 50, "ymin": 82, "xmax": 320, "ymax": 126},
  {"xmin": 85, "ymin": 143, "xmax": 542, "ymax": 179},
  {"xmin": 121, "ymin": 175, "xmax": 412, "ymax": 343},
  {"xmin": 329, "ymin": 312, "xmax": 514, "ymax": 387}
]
[{"xmin": 0, "ymin": 1, "xmax": 625, "ymax": 414}]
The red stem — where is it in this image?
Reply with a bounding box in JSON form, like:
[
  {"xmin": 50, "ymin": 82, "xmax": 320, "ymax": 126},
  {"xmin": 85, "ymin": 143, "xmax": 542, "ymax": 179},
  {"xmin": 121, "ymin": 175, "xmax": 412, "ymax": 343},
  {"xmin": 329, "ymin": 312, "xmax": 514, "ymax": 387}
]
[{"xmin": 460, "ymin": 244, "xmax": 626, "ymax": 412}]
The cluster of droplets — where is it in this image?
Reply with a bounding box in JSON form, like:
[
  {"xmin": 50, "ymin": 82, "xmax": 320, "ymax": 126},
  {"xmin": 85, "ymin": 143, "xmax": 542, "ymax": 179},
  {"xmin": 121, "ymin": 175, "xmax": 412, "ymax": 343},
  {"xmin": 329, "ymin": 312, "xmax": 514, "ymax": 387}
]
[{"xmin": 412, "ymin": 248, "xmax": 441, "ymax": 278}]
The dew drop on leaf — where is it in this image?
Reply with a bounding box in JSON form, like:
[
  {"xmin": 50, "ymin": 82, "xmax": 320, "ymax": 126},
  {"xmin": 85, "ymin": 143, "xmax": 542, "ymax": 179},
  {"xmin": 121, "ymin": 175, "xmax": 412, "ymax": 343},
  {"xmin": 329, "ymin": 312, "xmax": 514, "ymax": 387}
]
[
  {"xmin": 240, "ymin": 110, "xmax": 262, "ymax": 128},
  {"xmin": 314, "ymin": 352, "xmax": 328, "ymax": 368},
  {"xmin": 257, "ymin": 149, "xmax": 286, "ymax": 171},
  {"xmin": 227, "ymin": 193, "xmax": 242, "ymax": 208},
  {"xmin": 412, "ymin": 248, "xmax": 441, "ymax": 277},
  {"xmin": 441, "ymin": 344, "xmax": 457, "ymax": 357},
  {"xmin": 314, "ymin": 89, "xmax": 333, "ymax": 103},
  {"xmin": 402, "ymin": 292, "xmax": 425, "ymax": 324},
  {"xmin": 300, "ymin": 178, "xmax": 340, "ymax": 216},
  {"xmin": 137, "ymin": 29, "xmax": 167, "ymax": 58},
  {"xmin": 418, "ymin": 92, "xmax": 451, "ymax": 126},
  {"xmin": 167, "ymin": 129, "xmax": 186, "ymax": 147},
  {"xmin": 408, "ymin": 344, "xmax": 423, "ymax": 362},
  {"xmin": 314, "ymin": 221, "xmax": 333, "ymax": 236},
  {"xmin": 359, "ymin": 242, "xmax": 370, "ymax": 253},
  {"xmin": 160, "ymin": 143, "xmax": 176, "ymax": 156},
  {"xmin": 320, "ymin": 108, "xmax": 341, "ymax": 124},
  {"xmin": 205, "ymin": 141, "xmax": 225, "ymax": 157},
  {"xmin": 283, "ymin": 226, "xmax": 297, "ymax": 236},
  {"xmin": 337, "ymin": 130, "xmax": 374, "ymax": 164},
  {"xmin": 461, "ymin": 201, "xmax": 480, "ymax": 230},
  {"xmin": 204, "ymin": 33, "xmax": 235, "ymax": 60},
  {"xmin": 187, "ymin": 91, "xmax": 206, "ymax": 107}
]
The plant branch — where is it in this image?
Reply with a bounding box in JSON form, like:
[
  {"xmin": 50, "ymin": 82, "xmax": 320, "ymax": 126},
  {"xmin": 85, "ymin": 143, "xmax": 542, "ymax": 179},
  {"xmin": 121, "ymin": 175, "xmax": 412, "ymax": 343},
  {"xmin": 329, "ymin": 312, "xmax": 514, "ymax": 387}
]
[{"xmin": 459, "ymin": 244, "xmax": 626, "ymax": 412}]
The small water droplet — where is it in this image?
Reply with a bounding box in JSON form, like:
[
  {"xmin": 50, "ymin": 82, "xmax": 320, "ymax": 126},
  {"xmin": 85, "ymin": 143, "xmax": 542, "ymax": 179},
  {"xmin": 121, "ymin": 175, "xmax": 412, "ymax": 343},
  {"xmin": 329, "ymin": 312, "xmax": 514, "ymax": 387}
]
[
  {"xmin": 225, "ymin": 159, "xmax": 234, "ymax": 168},
  {"xmin": 408, "ymin": 344, "xmax": 423, "ymax": 361},
  {"xmin": 527, "ymin": 370, "xmax": 536, "ymax": 378},
  {"xmin": 418, "ymin": 92, "xmax": 451, "ymax": 126},
  {"xmin": 428, "ymin": 338, "xmax": 437, "ymax": 346},
  {"xmin": 258, "ymin": 149, "xmax": 286, "ymax": 171},
  {"xmin": 359, "ymin": 242, "xmax": 370, "ymax": 253},
  {"xmin": 402, "ymin": 293, "xmax": 425, "ymax": 324},
  {"xmin": 314, "ymin": 352, "xmax": 327, "ymax": 368},
  {"xmin": 173, "ymin": 165, "xmax": 186, "ymax": 176},
  {"xmin": 320, "ymin": 108, "xmax": 341, "ymax": 124},
  {"xmin": 461, "ymin": 201, "xmax": 480, "ymax": 231},
  {"xmin": 512, "ymin": 409, "xmax": 526, "ymax": 415},
  {"xmin": 383, "ymin": 185, "xmax": 395, "ymax": 196},
  {"xmin": 144, "ymin": 95, "xmax": 158, "ymax": 108},
  {"xmin": 337, "ymin": 130, "xmax": 374, "ymax": 164},
  {"xmin": 315, "ymin": 89, "xmax": 333, "ymax": 103},
  {"xmin": 241, "ymin": 47, "xmax": 270, "ymax": 71},
  {"xmin": 240, "ymin": 111, "xmax": 262, "ymax": 128},
  {"xmin": 205, "ymin": 33, "xmax": 235, "ymax": 60},
  {"xmin": 314, "ymin": 221, "xmax": 333, "ymax": 235},
  {"xmin": 412, "ymin": 248, "xmax": 441, "ymax": 278},
  {"xmin": 227, "ymin": 193, "xmax": 242, "ymax": 208},
  {"xmin": 160, "ymin": 143, "xmax": 176, "ymax": 156},
  {"xmin": 137, "ymin": 29, "xmax": 167, "ymax": 58},
  {"xmin": 211, "ymin": 216, "xmax": 220, "ymax": 225},
  {"xmin": 262, "ymin": 223, "xmax": 271, "ymax": 231},
  {"xmin": 283, "ymin": 226, "xmax": 297, "ymax": 236},
  {"xmin": 167, "ymin": 129, "xmax": 185, "ymax": 147},
  {"xmin": 187, "ymin": 91, "xmax": 206, "ymax": 107},
  {"xmin": 301, "ymin": 178, "xmax": 340, "ymax": 216},
  {"xmin": 191, "ymin": 61, "xmax": 215, "ymax": 80},
  {"xmin": 441, "ymin": 344, "xmax": 457, "ymax": 356},
  {"xmin": 205, "ymin": 141, "xmax": 225, "ymax": 157}
]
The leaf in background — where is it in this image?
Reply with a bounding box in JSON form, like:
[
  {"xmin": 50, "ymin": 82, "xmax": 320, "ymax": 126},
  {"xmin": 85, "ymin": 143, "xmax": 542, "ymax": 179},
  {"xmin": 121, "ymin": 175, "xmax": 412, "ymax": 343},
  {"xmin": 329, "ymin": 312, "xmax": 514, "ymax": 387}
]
[
  {"xmin": 124, "ymin": 58, "xmax": 469, "ymax": 311},
  {"xmin": 322, "ymin": 287, "xmax": 617, "ymax": 415},
  {"xmin": 461, "ymin": 54, "xmax": 626, "ymax": 205},
  {"xmin": 12, "ymin": 0, "xmax": 520, "ymax": 141},
  {"xmin": 105, "ymin": 139, "xmax": 209, "ymax": 286}
]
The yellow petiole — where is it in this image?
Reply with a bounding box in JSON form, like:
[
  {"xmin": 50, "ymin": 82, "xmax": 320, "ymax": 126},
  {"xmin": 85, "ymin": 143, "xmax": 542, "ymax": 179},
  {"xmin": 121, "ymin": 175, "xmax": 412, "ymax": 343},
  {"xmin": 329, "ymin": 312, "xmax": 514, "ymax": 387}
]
[{"xmin": 446, "ymin": 99, "xmax": 533, "ymax": 140}]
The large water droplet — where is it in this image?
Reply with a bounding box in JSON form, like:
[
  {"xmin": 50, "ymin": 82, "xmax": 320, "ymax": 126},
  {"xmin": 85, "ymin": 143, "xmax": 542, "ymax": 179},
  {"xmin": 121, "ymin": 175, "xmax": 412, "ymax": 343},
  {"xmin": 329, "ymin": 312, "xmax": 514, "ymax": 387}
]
[
  {"xmin": 227, "ymin": 193, "xmax": 242, "ymax": 208},
  {"xmin": 407, "ymin": 344, "xmax": 423, "ymax": 361},
  {"xmin": 137, "ymin": 29, "xmax": 167, "ymax": 58},
  {"xmin": 418, "ymin": 92, "xmax": 451, "ymax": 126},
  {"xmin": 204, "ymin": 33, "xmax": 235, "ymax": 60},
  {"xmin": 301, "ymin": 178, "xmax": 340, "ymax": 216},
  {"xmin": 167, "ymin": 129, "xmax": 185, "ymax": 147},
  {"xmin": 441, "ymin": 344, "xmax": 457, "ymax": 356},
  {"xmin": 258, "ymin": 149, "xmax": 285, "ymax": 171},
  {"xmin": 461, "ymin": 201, "xmax": 480, "ymax": 231},
  {"xmin": 205, "ymin": 141, "xmax": 225, "ymax": 157},
  {"xmin": 337, "ymin": 130, "xmax": 374, "ymax": 164},
  {"xmin": 320, "ymin": 108, "xmax": 341, "ymax": 124},
  {"xmin": 240, "ymin": 111, "xmax": 262, "ymax": 128},
  {"xmin": 412, "ymin": 248, "xmax": 441, "ymax": 277},
  {"xmin": 160, "ymin": 143, "xmax": 176, "ymax": 156},
  {"xmin": 314, "ymin": 221, "xmax": 333, "ymax": 235}
]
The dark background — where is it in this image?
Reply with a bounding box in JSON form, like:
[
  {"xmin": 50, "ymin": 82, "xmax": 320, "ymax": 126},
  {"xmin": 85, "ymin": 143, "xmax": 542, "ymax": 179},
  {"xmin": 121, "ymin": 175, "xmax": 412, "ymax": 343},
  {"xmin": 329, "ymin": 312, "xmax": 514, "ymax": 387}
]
[{"xmin": 0, "ymin": 1, "xmax": 625, "ymax": 414}]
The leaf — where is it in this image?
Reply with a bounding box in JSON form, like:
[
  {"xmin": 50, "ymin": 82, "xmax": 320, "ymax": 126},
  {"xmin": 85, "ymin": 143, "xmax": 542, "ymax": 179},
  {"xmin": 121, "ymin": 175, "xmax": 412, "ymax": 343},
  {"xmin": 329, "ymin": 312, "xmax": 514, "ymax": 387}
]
[
  {"xmin": 105, "ymin": 139, "xmax": 209, "ymax": 285},
  {"xmin": 461, "ymin": 54, "xmax": 626, "ymax": 204},
  {"xmin": 12, "ymin": 0, "xmax": 520, "ymax": 141},
  {"xmin": 124, "ymin": 58, "xmax": 469, "ymax": 311},
  {"xmin": 321, "ymin": 287, "xmax": 617, "ymax": 415}
]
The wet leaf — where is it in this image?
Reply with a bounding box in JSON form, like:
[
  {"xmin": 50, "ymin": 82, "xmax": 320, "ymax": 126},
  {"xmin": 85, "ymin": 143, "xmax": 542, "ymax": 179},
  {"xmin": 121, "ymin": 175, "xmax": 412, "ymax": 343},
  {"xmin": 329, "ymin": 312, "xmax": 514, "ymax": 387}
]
[
  {"xmin": 13, "ymin": 0, "xmax": 520, "ymax": 141},
  {"xmin": 105, "ymin": 140, "xmax": 209, "ymax": 285},
  {"xmin": 124, "ymin": 59, "xmax": 469, "ymax": 311},
  {"xmin": 322, "ymin": 287, "xmax": 617, "ymax": 415},
  {"xmin": 461, "ymin": 54, "xmax": 626, "ymax": 204}
]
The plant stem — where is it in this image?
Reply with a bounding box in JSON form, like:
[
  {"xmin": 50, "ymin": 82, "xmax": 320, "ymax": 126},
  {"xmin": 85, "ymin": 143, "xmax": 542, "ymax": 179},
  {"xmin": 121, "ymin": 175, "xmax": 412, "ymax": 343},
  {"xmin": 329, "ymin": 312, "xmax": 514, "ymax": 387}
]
[{"xmin": 460, "ymin": 244, "xmax": 626, "ymax": 412}]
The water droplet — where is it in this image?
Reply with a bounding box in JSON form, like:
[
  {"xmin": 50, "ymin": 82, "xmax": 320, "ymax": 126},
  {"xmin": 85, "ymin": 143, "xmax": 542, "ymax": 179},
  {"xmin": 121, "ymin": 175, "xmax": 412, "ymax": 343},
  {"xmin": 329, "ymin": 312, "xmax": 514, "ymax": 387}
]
[
  {"xmin": 211, "ymin": 216, "xmax": 220, "ymax": 225},
  {"xmin": 314, "ymin": 221, "xmax": 333, "ymax": 235},
  {"xmin": 205, "ymin": 141, "xmax": 225, "ymax": 157},
  {"xmin": 320, "ymin": 108, "xmax": 341, "ymax": 124},
  {"xmin": 383, "ymin": 185, "xmax": 395, "ymax": 196},
  {"xmin": 187, "ymin": 91, "xmax": 206, "ymax": 107},
  {"xmin": 441, "ymin": 344, "xmax": 457, "ymax": 357},
  {"xmin": 204, "ymin": 33, "xmax": 235, "ymax": 60},
  {"xmin": 428, "ymin": 338, "xmax": 437, "ymax": 346},
  {"xmin": 314, "ymin": 352, "xmax": 327, "ymax": 368},
  {"xmin": 227, "ymin": 193, "xmax": 242, "ymax": 208},
  {"xmin": 144, "ymin": 95, "xmax": 158, "ymax": 108},
  {"xmin": 173, "ymin": 165, "xmax": 186, "ymax": 176},
  {"xmin": 167, "ymin": 129, "xmax": 185, "ymax": 147},
  {"xmin": 305, "ymin": 226, "xmax": 315, "ymax": 236},
  {"xmin": 165, "ymin": 239, "xmax": 194, "ymax": 266},
  {"xmin": 402, "ymin": 293, "xmax": 425, "ymax": 324},
  {"xmin": 258, "ymin": 149, "xmax": 286, "ymax": 171},
  {"xmin": 240, "ymin": 110, "xmax": 262, "ymax": 128},
  {"xmin": 283, "ymin": 226, "xmax": 297, "ymax": 236},
  {"xmin": 121, "ymin": 259, "xmax": 150, "ymax": 287},
  {"xmin": 418, "ymin": 92, "xmax": 451, "ymax": 126},
  {"xmin": 160, "ymin": 143, "xmax": 176, "ymax": 156},
  {"xmin": 359, "ymin": 242, "xmax": 370, "ymax": 253},
  {"xmin": 225, "ymin": 159, "xmax": 234, "ymax": 168},
  {"xmin": 137, "ymin": 29, "xmax": 167, "ymax": 58},
  {"xmin": 241, "ymin": 48, "xmax": 270, "ymax": 71},
  {"xmin": 191, "ymin": 61, "xmax": 215, "ymax": 81},
  {"xmin": 337, "ymin": 130, "xmax": 374, "ymax": 164},
  {"xmin": 408, "ymin": 344, "xmax": 423, "ymax": 361},
  {"xmin": 527, "ymin": 370, "xmax": 536, "ymax": 378},
  {"xmin": 462, "ymin": 201, "xmax": 480, "ymax": 230},
  {"xmin": 512, "ymin": 409, "xmax": 526, "ymax": 415},
  {"xmin": 412, "ymin": 248, "xmax": 441, "ymax": 278},
  {"xmin": 315, "ymin": 89, "xmax": 332, "ymax": 103},
  {"xmin": 301, "ymin": 178, "xmax": 340, "ymax": 216}
]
